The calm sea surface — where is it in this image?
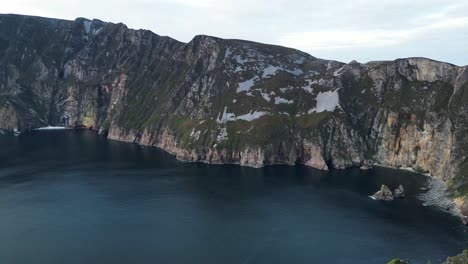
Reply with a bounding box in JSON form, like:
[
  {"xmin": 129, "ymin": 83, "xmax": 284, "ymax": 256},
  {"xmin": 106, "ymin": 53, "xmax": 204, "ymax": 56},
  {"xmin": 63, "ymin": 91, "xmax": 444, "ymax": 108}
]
[{"xmin": 0, "ymin": 130, "xmax": 466, "ymax": 264}]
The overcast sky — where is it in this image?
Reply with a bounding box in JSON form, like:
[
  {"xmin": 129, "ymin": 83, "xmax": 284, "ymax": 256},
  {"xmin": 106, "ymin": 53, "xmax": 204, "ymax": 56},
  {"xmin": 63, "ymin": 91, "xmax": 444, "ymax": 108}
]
[{"xmin": 3, "ymin": 0, "xmax": 468, "ymax": 65}]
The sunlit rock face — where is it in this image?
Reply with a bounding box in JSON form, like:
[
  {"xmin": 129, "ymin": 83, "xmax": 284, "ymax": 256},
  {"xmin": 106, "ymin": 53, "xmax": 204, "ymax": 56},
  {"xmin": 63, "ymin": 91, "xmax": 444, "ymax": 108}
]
[{"xmin": 0, "ymin": 14, "xmax": 467, "ymax": 219}]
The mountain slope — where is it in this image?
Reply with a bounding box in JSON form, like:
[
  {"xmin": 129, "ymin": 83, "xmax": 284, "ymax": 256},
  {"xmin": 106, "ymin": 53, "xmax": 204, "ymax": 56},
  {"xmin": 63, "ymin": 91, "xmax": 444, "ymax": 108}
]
[{"xmin": 0, "ymin": 14, "xmax": 467, "ymax": 221}]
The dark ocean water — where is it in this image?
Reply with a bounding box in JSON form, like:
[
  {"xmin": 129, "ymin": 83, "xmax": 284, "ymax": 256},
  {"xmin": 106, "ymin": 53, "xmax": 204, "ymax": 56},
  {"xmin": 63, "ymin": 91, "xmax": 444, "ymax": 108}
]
[{"xmin": 0, "ymin": 130, "xmax": 466, "ymax": 264}]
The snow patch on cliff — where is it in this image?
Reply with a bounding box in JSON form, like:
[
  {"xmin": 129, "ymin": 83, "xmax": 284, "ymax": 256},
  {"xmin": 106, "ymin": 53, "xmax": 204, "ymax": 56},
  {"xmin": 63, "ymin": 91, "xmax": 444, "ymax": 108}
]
[
  {"xmin": 262, "ymin": 65, "xmax": 281, "ymax": 78},
  {"xmin": 237, "ymin": 77, "xmax": 258, "ymax": 93},
  {"xmin": 262, "ymin": 65, "xmax": 303, "ymax": 78},
  {"xmin": 301, "ymin": 79, "xmax": 316, "ymax": 93},
  {"xmin": 217, "ymin": 107, "xmax": 236, "ymax": 123},
  {"xmin": 237, "ymin": 111, "xmax": 268, "ymax": 121},
  {"xmin": 260, "ymin": 92, "xmax": 271, "ymax": 102},
  {"xmin": 274, "ymin": 97, "xmax": 294, "ymax": 104},
  {"xmin": 217, "ymin": 107, "xmax": 268, "ymax": 123},
  {"xmin": 279, "ymin": 87, "xmax": 293, "ymax": 93},
  {"xmin": 233, "ymin": 55, "xmax": 255, "ymax": 65},
  {"xmin": 288, "ymin": 68, "xmax": 304, "ymax": 76},
  {"xmin": 333, "ymin": 66, "xmax": 346, "ymax": 77},
  {"xmin": 293, "ymin": 57, "xmax": 306, "ymax": 64},
  {"xmin": 234, "ymin": 66, "xmax": 244, "ymax": 73},
  {"xmin": 308, "ymin": 90, "xmax": 340, "ymax": 113}
]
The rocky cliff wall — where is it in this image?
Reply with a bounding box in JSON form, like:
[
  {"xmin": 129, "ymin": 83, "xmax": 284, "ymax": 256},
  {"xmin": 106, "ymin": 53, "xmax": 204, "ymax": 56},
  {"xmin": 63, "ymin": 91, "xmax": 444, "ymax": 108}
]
[{"xmin": 0, "ymin": 14, "xmax": 467, "ymax": 221}]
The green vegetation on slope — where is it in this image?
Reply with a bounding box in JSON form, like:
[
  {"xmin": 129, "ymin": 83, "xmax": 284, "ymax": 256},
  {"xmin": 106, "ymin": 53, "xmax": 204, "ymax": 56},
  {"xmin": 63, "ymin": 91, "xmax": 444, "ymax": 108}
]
[
  {"xmin": 386, "ymin": 259, "xmax": 409, "ymax": 264},
  {"xmin": 443, "ymin": 249, "xmax": 468, "ymax": 264}
]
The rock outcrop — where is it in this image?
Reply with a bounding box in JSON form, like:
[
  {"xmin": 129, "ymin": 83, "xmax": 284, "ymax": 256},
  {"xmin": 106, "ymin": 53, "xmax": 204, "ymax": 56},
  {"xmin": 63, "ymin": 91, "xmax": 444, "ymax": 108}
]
[
  {"xmin": 371, "ymin": 185, "xmax": 394, "ymax": 201},
  {"xmin": 393, "ymin": 185, "xmax": 405, "ymax": 198},
  {"xmin": 371, "ymin": 184, "xmax": 405, "ymax": 201},
  {"xmin": 0, "ymin": 14, "xmax": 467, "ymax": 221},
  {"xmin": 455, "ymin": 198, "xmax": 468, "ymax": 225}
]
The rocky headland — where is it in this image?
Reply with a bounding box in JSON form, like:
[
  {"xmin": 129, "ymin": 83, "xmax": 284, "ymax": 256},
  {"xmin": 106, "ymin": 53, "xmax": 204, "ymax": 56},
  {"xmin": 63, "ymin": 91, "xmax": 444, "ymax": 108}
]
[{"xmin": 0, "ymin": 14, "xmax": 467, "ymax": 223}]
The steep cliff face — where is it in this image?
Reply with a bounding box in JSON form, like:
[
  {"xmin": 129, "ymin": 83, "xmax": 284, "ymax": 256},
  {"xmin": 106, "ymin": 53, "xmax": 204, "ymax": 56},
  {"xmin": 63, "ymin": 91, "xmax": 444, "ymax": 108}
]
[{"xmin": 0, "ymin": 14, "xmax": 467, "ymax": 218}]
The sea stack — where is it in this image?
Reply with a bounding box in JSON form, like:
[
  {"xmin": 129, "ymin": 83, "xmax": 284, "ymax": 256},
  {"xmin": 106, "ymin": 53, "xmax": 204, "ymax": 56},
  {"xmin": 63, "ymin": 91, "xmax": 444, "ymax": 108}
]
[
  {"xmin": 371, "ymin": 185, "xmax": 394, "ymax": 201},
  {"xmin": 394, "ymin": 185, "xmax": 405, "ymax": 198}
]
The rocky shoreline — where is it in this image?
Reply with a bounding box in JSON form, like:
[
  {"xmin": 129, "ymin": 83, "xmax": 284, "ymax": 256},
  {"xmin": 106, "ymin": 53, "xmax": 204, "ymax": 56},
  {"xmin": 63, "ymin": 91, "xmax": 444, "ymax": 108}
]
[
  {"xmin": 107, "ymin": 131, "xmax": 467, "ymax": 225},
  {"xmin": 2, "ymin": 126, "xmax": 467, "ymax": 224},
  {"xmin": 418, "ymin": 177, "xmax": 456, "ymax": 212},
  {"xmin": 418, "ymin": 176, "xmax": 468, "ymax": 225},
  {"xmin": 370, "ymin": 165, "xmax": 467, "ymax": 224}
]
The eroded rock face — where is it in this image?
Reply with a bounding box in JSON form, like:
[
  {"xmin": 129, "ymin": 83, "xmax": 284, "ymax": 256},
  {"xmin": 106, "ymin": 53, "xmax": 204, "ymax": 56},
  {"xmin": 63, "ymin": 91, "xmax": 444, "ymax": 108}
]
[
  {"xmin": 375, "ymin": 112, "xmax": 453, "ymax": 180},
  {"xmin": 0, "ymin": 103, "xmax": 18, "ymax": 131},
  {"xmin": 454, "ymin": 198, "xmax": 468, "ymax": 225},
  {"xmin": 0, "ymin": 14, "xmax": 467, "ymax": 220}
]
